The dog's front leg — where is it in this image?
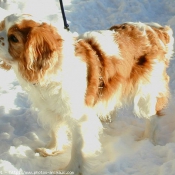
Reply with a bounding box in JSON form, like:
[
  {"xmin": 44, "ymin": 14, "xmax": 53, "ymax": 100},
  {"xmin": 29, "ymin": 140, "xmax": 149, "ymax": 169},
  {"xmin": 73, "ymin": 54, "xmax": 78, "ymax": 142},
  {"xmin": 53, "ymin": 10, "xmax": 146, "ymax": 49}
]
[
  {"xmin": 35, "ymin": 131, "xmax": 63, "ymax": 157},
  {"xmin": 63, "ymin": 119, "xmax": 84, "ymax": 175},
  {"xmin": 64, "ymin": 113, "xmax": 103, "ymax": 175},
  {"xmin": 36, "ymin": 124, "xmax": 69, "ymax": 157}
]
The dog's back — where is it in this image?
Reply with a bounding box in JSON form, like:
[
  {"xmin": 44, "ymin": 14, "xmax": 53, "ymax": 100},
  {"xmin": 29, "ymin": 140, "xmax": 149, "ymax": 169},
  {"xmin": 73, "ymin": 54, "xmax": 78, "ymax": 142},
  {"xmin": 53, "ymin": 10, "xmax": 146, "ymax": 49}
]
[{"xmin": 76, "ymin": 23, "xmax": 174, "ymax": 121}]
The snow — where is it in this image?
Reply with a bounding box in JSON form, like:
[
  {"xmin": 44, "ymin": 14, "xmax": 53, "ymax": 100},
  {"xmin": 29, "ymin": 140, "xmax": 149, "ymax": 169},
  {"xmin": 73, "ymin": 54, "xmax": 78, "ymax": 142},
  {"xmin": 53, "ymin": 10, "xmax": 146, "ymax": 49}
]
[{"xmin": 0, "ymin": 0, "xmax": 175, "ymax": 174}]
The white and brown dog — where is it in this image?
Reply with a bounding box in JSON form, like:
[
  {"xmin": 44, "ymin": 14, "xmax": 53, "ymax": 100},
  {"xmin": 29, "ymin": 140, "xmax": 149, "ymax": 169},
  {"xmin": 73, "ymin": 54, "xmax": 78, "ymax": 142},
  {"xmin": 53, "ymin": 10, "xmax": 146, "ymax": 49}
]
[{"xmin": 0, "ymin": 14, "xmax": 174, "ymax": 174}]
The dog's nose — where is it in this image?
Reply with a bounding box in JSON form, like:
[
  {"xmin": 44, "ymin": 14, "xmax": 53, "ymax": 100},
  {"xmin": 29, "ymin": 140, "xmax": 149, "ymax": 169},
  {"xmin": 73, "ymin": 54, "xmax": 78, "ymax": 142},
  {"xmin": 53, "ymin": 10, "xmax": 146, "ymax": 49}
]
[{"xmin": 0, "ymin": 37, "xmax": 5, "ymax": 46}]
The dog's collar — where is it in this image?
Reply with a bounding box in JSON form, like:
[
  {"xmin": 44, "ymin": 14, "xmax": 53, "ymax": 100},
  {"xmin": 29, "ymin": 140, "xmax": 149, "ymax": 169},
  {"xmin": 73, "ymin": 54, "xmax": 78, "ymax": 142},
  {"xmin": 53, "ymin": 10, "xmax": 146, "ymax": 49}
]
[
  {"xmin": 96, "ymin": 57, "xmax": 104, "ymax": 99},
  {"xmin": 98, "ymin": 75, "xmax": 104, "ymax": 98}
]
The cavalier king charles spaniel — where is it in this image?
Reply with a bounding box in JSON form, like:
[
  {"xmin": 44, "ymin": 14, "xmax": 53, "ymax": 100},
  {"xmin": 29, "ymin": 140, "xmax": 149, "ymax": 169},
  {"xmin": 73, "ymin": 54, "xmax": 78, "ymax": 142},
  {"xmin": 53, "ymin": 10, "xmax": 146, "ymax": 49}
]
[{"xmin": 0, "ymin": 14, "xmax": 174, "ymax": 174}]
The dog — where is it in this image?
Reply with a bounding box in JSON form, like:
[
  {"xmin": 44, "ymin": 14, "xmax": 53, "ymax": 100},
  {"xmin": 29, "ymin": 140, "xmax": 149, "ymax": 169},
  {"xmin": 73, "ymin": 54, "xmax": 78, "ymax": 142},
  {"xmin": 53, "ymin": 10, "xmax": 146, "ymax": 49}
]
[{"xmin": 0, "ymin": 14, "xmax": 174, "ymax": 174}]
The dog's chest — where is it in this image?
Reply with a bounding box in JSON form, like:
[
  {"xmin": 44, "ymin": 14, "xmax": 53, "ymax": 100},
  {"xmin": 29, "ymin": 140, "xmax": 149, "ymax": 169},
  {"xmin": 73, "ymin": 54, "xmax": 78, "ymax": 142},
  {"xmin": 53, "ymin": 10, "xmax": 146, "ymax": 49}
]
[{"xmin": 30, "ymin": 84, "xmax": 70, "ymax": 113}]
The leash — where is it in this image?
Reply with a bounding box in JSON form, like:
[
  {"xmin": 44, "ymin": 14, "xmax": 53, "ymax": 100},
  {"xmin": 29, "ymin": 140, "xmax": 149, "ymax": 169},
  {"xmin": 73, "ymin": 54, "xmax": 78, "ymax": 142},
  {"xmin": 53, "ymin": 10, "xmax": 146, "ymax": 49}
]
[{"xmin": 59, "ymin": 0, "xmax": 70, "ymax": 31}]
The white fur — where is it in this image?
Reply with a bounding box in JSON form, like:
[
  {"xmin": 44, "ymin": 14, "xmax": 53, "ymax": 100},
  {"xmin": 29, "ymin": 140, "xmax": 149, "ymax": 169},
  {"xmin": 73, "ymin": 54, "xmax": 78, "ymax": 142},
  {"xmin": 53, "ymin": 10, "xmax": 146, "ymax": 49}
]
[
  {"xmin": 165, "ymin": 27, "xmax": 174, "ymax": 59},
  {"xmin": 134, "ymin": 61, "xmax": 167, "ymax": 118},
  {"xmin": 78, "ymin": 30, "xmax": 122, "ymax": 58},
  {"xmin": 0, "ymin": 30, "xmax": 12, "ymax": 61},
  {"xmin": 4, "ymin": 13, "xmax": 42, "ymax": 32}
]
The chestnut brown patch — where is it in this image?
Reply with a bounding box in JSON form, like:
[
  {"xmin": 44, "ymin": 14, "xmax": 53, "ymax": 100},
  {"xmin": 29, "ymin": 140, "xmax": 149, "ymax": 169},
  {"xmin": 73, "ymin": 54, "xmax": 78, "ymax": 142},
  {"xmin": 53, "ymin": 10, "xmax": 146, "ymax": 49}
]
[{"xmin": 79, "ymin": 22, "xmax": 170, "ymax": 113}]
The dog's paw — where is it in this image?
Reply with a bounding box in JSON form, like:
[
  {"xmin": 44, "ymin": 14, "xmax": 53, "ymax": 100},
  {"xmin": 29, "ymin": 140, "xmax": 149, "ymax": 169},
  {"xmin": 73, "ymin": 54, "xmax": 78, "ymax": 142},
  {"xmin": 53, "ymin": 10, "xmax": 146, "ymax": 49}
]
[{"xmin": 35, "ymin": 147, "xmax": 63, "ymax": 157}]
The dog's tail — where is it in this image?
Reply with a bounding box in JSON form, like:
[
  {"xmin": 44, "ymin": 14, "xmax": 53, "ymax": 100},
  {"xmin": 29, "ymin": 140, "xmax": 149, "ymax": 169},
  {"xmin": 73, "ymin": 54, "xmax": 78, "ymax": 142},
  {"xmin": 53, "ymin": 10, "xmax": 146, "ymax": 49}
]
[
  {"xmin": 110, "ymin": 22, "xmax": 174, "ymax": 61},
  {"xmin": 147, "ymin": 23, "xmax": 174, "ymax": 61}
]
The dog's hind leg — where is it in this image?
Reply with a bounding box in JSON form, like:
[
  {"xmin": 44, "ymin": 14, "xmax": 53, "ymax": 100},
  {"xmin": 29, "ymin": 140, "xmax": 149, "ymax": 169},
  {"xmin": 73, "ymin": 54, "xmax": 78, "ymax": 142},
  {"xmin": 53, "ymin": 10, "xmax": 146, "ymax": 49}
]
[
  {"xmin": 143, "ymin": 95, "xmax": 169, "ymax": 144},
  {"xmin": 63, "ymin": 119, "xmax": 84, "ymax": 175},
  {"xmin": 143, "ymin": 115, "xmax": 159, "ymax": 145}
]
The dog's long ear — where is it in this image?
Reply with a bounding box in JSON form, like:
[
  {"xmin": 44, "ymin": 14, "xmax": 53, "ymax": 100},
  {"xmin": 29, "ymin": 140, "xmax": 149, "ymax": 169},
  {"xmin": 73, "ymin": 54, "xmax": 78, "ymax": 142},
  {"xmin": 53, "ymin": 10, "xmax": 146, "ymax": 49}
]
[{"xmin": 20, "ymin": 23, "xmax": 63, "ymax": 82}]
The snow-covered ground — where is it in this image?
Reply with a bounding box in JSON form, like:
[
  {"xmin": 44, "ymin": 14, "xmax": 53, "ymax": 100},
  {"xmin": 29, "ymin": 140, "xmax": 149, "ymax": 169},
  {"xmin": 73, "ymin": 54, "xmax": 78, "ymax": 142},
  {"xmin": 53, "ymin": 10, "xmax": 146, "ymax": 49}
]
[{"xmin": 0, "ymin": 0, "xmax": 175, "ymax": 174}]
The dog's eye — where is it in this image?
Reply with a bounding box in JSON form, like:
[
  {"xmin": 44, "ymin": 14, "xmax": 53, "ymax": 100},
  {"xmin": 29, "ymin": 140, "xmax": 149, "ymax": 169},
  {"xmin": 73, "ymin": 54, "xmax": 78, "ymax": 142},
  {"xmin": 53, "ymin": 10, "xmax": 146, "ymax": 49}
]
[{"xmin": 8, "ymin": 34, "xmax": 19, "ymax": 43}]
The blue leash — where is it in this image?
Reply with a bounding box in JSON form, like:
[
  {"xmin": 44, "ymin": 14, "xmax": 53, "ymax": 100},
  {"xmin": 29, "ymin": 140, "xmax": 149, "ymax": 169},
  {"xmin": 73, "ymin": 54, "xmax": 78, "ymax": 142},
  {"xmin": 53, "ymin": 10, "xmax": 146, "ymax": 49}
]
[{"xmin": 59, "ymin": 0, "xmax": 69, "ymax": 31}]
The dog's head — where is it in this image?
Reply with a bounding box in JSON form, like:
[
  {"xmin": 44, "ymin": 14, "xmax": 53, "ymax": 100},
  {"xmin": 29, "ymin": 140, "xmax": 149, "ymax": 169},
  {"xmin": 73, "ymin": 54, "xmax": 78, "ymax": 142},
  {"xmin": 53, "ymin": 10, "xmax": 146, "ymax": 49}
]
[{"xmin": 0, "ymin": 14, "xmax": 64, "ymax": 83}]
